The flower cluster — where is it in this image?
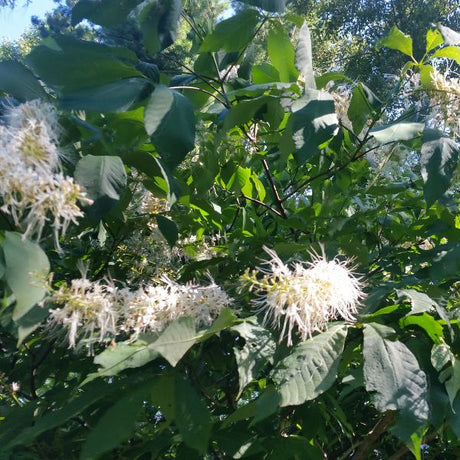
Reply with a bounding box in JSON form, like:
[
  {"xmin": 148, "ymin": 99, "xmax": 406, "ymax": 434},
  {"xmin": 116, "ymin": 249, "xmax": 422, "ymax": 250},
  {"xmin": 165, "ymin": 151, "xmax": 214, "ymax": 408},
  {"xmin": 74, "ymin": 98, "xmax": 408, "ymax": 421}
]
[
  {"xmin": 428, "ymin": 68, "xmax": 460, "ymax": 138},
  {"xmin": 47, "ymin": 275, "xmax": 231, "ymax": 352},
  {"xmin": 242, "ymin": 246, "xmax": 364, "ymax": 346},
  {"xmin": 0, "ymin": 100, "xmax": 91, "ymax": 246}
]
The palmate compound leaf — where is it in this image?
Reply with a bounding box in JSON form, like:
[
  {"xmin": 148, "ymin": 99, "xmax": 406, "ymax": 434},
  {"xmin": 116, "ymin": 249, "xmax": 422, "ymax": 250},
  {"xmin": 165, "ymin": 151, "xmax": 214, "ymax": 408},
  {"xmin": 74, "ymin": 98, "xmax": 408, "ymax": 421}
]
[
  {"xmin": 232, "ymin": 320, "xmax": 276, "ymax": 397},
  {"xmin": 271, "ymin": 324, "xmax": 348, "ymax": 407},
  {"xmin": 363, "ymin": 323, "xmax": 429, "ymax": 424}
]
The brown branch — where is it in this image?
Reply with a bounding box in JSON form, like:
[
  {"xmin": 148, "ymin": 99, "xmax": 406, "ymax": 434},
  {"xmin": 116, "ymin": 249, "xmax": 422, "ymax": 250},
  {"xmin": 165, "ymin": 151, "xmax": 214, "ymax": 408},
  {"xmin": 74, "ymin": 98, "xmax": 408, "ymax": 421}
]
[
  {"xmin": 351, "ymin": 412, "xmax": 395, "ymax": 460},
  {"xmin": 242, "ymin": 194, "xmax": 283, "ymax": 217}
]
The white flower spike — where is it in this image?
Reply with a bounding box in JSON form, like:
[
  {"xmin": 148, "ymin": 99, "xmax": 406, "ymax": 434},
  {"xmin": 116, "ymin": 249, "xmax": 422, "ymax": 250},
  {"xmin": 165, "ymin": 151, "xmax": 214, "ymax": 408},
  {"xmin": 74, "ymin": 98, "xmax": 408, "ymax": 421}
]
[{"xmin": 243, "ymin": 246, "xmax": 364, "ymax": 346}]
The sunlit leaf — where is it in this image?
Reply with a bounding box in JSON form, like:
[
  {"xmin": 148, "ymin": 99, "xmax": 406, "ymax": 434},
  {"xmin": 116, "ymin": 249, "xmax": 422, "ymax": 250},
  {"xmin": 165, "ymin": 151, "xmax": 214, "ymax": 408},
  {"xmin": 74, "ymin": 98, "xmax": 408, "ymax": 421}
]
[{"xmin": 271, "ymin": 325, "xmax": 348, "ymax": 406}]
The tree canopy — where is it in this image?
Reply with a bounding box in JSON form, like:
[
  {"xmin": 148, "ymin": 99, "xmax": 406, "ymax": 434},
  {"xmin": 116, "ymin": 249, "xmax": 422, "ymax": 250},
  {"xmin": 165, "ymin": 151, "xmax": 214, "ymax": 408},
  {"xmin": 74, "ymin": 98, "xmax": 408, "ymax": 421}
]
[{"xmin": 0, "ymin": 0, "xmax": 459, "ymax": 458}]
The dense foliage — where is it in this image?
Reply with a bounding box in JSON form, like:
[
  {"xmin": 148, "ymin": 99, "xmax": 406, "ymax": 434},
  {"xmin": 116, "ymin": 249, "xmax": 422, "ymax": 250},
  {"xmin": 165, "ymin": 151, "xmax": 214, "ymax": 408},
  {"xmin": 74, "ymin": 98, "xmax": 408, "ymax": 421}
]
[{"xmin": 0, "ymin": 0, "xmax": 459, "ymax": 458}]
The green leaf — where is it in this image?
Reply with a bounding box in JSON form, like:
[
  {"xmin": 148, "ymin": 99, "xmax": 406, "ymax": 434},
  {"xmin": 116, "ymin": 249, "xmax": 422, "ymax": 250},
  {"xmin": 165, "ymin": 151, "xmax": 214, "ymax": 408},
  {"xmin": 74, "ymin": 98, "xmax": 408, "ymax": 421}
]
[
  {"xmin": 199, "ymin": 9, "xmax": 260, "ymax": 53},
  {"xmin": 197, "ymin": 308, "xmax": 238, "ymax": 343},
  {"xmin": 377, "ymin": 26, "xmax": 414, "ymax": 58},
  {"xmin": 295, "ymin": 22, "xmax": 316, "ymax": 90},
  {"xmin": 271, "ymin": 325, "xmax": 348, "ymax": 407},
  {"xmin": 240, "ymin": 0, "xmax": 289, "ymax": 12},
  {"xmin": 419, "ymin": 64, "xmax": 436, "ymax": 88},
  {"xmin": 431, "ymin": 343, "xmax": 454, "ymax": 372},
  {"xmin": 71, "ymin": 0, "xmax": 141, "ymax": 27},
  {"xmin": 80, "ymin": 384, "xmax": 148, "ymax": 459},
  {"xmin": 251, "ymin": 63, "xmax": 280, "ymax": 84},
  {"xmin": 420, "ymin": 130, "xmax": 459, "ymax": 206},
  {"xmin": 223, "ymin": 95, "xmax": 274, "ymax": 132},
  {"xmin": 396, "ymin": 289, "xmax": 437, "ymax": 315},
  {"xmin": 0, "ymin": 61, "xmax": 47, "ymax": 100},
  {"xmin": 268, "ymin": 24, "xmax": 298, "ymax": 83},
  {"xmin": 425, "ymin": 29, "xmax": 444, "ymax": 52},
  {"xmin": 370, "ymin": 122, "xmax": 424, "ymax": 144},
  {"xmin": 156, "ymin": 215, "xmax": 178, "ymax": 247},
  {"xmin": 151, "ymin": 316, "xmax": 197, "ymax": 366},
  {"xmin": 290, "ymin": 90, "xmax": 338, "ymax": 163},
  {"xmin": 133, "ymin": 0, "xmax": 182, "ymax": 55},
  {"xmin": 175, "ymin": 377, "xmax": 213, "ymax": 454},
  {"xmin": 61, "ymin": 78, "xmax": 151, "ymax": 112},
  {"xmin": 4, "ymin": 381, "xmax": 115, "ymax": 450},
  {"xmin": 91, "ymin": 341, "xmax": 160, "ymax": 379},
  {"xmin": 144, "ymin": 85, "xmax": 195, "ymax": 169},
  {"xmin": 347, "ymin": 84, "xmax": 374, "ymax": 134},
  {"xmin": 431, "ymin": 46, "xmax": 460, "ymax": 65},
  {"xmin": 400, "ymin": 313, "xmax": 444, "ymax": 343},
  {"xmin": 2, "ymin": 232, "xmax": 49, "ymax": 322},
  {"xmin": 232, "ymin": 321, "xmax": 276, "ymax": 397},
  {"xmin": 26, "ymin": 35, "xmax": 142, "ymax": 93},
  {"xmin": 74, "ymin": 155, "xmax": 128, "ymax": 220},
  {"xmin": 363, "ymin": 323, "xmax": 429, "ymax": 424}
]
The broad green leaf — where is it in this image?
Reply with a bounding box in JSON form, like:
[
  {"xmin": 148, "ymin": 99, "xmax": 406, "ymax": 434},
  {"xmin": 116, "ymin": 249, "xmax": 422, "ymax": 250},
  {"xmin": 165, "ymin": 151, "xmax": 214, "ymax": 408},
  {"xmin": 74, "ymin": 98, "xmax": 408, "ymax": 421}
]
[
  {"xmin": 197, "ymin": 308, "xmax": 238, "ymax": 343},
  {"xmin": 431, "ymin": 46, "xmax": 460, "ymax": 65},
  {"xmin": 420, "ymin": 130, "xmax": 459, "ymax": 206},
  {"xmin": 240, "ymin": 0, "xmax": 289, "ymax": 12},
  {"xmin": 295, "ymin": 22, "xmax": 316, "ymax": 90},
  {"xmin": 232, "ymin": 321, "xmax": 276, "ymax": 397},
  {"xmin": 2, "ymin": 232, "xmax": 49, "ymax": 322},
  {"xmin": 133, "ymin": 0, "xmax": 182, "ymax": 55},
  {"xmin": 370, "ymin": 122, "xmax": 424, "ymax": 144},
  {"xmin": 26, "ymin": 35, "xmax": 142, "ymax": 93},
  {"xmin": 290, "ymin": 90, "xmax": 338, "ymax": 163},
  {"xmin": 347, "ymin": 84, "xmax": 374, "ymax": 134},
  {"xmin": 442, "ymin": 359, "xmax": 460, "ymax": 409},
  {"xmin": 252, "ymin": 388, "xmax": 282, "ymax": 425},
  {"xmin": 144, "ymin": 85, "xmax": 195, "ymax": 169},
  {"xmin": 419, "ymin": 64, "xmax": 435, "ymax": 88},
  {"xmin": 396, "ymin": 289, "xmax": 437, "ymax": 315},
  {"xmin": 0, "ymin": 61, "xmax": 47, "ymax": 100},
  {"xmin": 91, "ymin": 341, "xmax": 160, "ymax": 379},
  {"xmin": 223, "ymin": 95, "xmax": 275, "ymax": 131},
  {"xmin": 428, "ymin": 243, "xmax": 460, "ymax": 282},
  {"xmin": 431, "ymin": 343, "xmax": 454, "ymax": 372},
  {"xmin": 268, "ymin": 24, "xmax": 298, "ymax": 83},
  {"xmin": 4, "ymin": 381, "xmax": 115, "ymax": 450},
  {"xmin": 438, "ymin": 25, "xmax": 460, "ymax": 46},
  {"xmin": 363, "ymin": 323, "xmax": 429, "ymax": 424},
  {"xmin": 425, "ymin": 29, "xmax": 444, "ymax": 52},
  {"xmin": 377, "ymin": 26, "xmax": 414, "ymax": 58},
  {"xmin": 400, "ymin": 313, "xmax": 444, "ymax": 343},
  {"xmin": 315, "ymin": 72, "xmax": 352, "ymax": 89},
  {"xmin": 156, "ymin": 215, "xmax": 178, "ymax": 247},
  {"xmin": 199, "ymin": 9, "xmax": 260, "ymax": 53},
  {"xmin": 71, "ymin": 0, "xmax": 141, "ymax": 27},
  {"xmin": 80, "ymin": 384, "xmax": 149, "ymax": 459},
  {"xmin": 61, "ymin": 78, "xmax": 151, "ymax": 112},
  {"xmin": 271, "ymin": 324, "xmax": 348, "ymax": 406},
  {"xmin": 150, "ymin": 316, "xmax": 197, "ymax": 366},
  {"xmin": 175, "ymin": 377, "xmax": 213, "ymax": 454},
  {"xmin": 251, "ymin": 63, "xmax": 280, "ymax": 84},
  {"xmin": 74, "ymin": 155, "xmax": 127, "ymax": 220}
]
